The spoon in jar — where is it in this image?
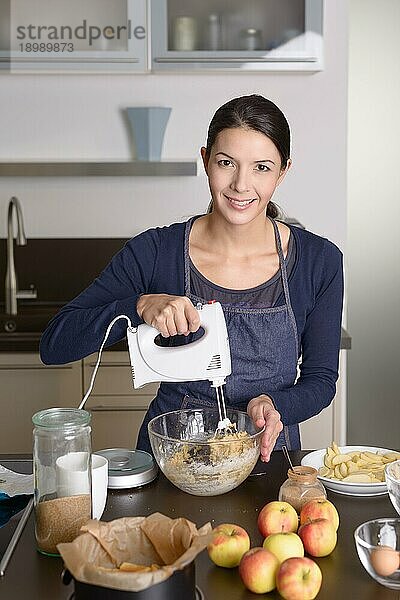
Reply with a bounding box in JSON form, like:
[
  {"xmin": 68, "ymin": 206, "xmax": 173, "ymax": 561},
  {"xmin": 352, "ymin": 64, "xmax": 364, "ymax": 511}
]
[{"xmin": 282, "ymin": 445, "xmax": 295, "ymax": 471}]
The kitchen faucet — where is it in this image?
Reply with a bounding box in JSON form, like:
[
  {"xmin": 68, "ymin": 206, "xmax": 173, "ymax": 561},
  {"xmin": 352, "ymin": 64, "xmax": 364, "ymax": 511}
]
[{"xmin": 5, "ymin": 196, "xmax": 37, "ymax": 315}]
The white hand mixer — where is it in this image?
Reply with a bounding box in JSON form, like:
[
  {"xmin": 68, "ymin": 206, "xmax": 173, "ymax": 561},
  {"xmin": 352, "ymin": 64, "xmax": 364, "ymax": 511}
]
[{"xmin": 79, "ymin": 301, "xmax": 236, "ymax": 435}]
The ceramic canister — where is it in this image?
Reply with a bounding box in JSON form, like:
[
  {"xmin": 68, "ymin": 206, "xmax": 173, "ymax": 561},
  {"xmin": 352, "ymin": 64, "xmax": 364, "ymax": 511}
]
[{"xmin": 173, "ymin": 17, "xmax": 197, "ymax": 51}]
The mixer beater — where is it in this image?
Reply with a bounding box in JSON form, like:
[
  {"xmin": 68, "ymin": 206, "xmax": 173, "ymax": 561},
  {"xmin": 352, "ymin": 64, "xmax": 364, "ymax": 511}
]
[{"xmin": 213, "ymin": 384, "xmax": 237, "ymax": 436}]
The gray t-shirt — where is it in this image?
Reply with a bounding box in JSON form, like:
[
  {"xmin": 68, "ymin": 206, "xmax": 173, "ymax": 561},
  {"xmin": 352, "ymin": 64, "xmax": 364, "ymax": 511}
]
[{"xmin": 190, "ymin": 232, "xmax": 296, "ymax": 308}]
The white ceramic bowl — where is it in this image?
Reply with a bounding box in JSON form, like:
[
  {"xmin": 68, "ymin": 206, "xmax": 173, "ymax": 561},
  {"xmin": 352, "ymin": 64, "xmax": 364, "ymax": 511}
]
[{"xmin": 301, "ymin": 446, "xmax": 393, "ymax": 497}]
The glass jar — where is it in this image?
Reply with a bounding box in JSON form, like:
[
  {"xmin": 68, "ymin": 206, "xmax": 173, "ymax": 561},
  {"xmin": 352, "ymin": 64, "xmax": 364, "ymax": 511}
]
[
  {"xmin": 173, "ymin": 17, "xmax": 197, "ymax": 51},
  {"xmin": 32, "ymin": 408, "xmax": 92, "ymax": 556},
  {"xmin": 206, "ymin": 14, "xmax": 221, "ymax": 51},
  {"xmin": 278, "ymin": 466, "xmax": 327, "ymax": 513},
  {"xmin": 239, "ymin": 28, "xmax": 263, "ymax": 51}
]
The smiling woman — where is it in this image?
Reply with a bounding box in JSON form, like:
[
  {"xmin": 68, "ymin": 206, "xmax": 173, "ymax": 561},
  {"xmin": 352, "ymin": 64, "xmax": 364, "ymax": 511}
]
[
  {"xmin": 203, "ymin": 94, "xmax": 291, "ymax": 221},
  {"xmin": 191, "ymin": 127, "xmax": 292, "ymax": 291},
  {"xmin": 204, "ymin": 128, "xmax": 288, "ymax": 222},
  {"xmin": 40, "ymin": 94, "xmax": 344, "ymax": 464}
]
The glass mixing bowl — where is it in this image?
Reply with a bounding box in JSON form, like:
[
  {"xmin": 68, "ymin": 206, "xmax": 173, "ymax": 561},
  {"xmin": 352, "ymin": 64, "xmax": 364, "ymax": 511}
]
[
  {"xmin": 354, "ymin": 518, "xmax": 400, "ymax": 590},
  {"xmin": 148, "ymin": 408, "xmax": 264, "ymax": 496},
  {"xmin": 385, "ymin": 460, "xmax": 400, "ymax": 515}
]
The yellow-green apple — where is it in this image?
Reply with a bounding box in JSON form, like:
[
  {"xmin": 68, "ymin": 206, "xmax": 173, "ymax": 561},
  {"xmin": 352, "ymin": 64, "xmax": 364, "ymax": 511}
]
[
  {"xmin": 239, "ymin": 547, "xmax": 279, "ymax": 594},
  {"xmin": 257, "ymin": 501, "xmax": 298, "ymax": 537},
  {"xmin": 207, "ymin": 523, "xmax": 250, "ymax": 568},
  {"xmin": 298, "ymin": 518, "xmax": 337, "ymax": 557},
  {"xmin": 262, "ymin": 532, "xmax": 304, "ymax": 564},
  {"xmin": 300, "ymin": 499, "xmax": 339, "ymax": 531},
  {"xmin": 276, "ymin": 556, "xmax": 322, "ymax": 600}
]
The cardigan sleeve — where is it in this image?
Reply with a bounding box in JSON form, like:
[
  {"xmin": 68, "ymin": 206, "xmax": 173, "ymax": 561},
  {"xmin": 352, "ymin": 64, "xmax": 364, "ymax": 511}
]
[
  {"xmin": 40, "ymin": 229, "xmax": 159, "ymax": 365},
  {"xmin": 266, "ymin": 242, "xmax": 344, "ymax": 425}
]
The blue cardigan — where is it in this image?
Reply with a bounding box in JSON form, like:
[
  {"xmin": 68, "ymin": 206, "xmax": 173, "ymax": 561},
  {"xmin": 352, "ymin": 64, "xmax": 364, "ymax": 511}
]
[{"xmin": 40, "ymin": 219, "xmax": 344, "ymax": 428}]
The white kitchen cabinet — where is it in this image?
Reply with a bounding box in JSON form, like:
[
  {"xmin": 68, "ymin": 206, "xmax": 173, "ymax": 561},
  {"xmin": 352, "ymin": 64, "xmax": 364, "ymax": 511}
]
[
  {"xmin": 0, "ymin": 353, "xmax": 82, "ymax": 453},
  {"xmin": 0, "ymin": 0, "xmax": 147, "ymax": 72},
  {"xmin": 299, "ymin": 351, "xmax": 347, "ymax": 450},
  {"xmin": 82, "ymin": 352, "xmax": 159, "ymax": 451},
  {"xmin": 0, "ymin": 350, "xmax": 157, "ymax": 454},
  {"xmin": 0, "ymin": 0, "xmax": 323, "ymax": 73},
  {"xmin": 0, "ymin": 346, "xmax": 344, "ymax": 454},
  {"xmin": 151, "ymin": 0, "xmax": 323, "ymax": 72}
]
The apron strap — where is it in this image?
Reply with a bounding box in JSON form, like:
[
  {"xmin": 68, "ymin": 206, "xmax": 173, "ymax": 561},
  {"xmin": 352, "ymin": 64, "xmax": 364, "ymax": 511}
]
[
  {"xmin": 184, "ymin": 217, "xmax": 195, "ymax": 297},
  {"xmin": 269, "ymin": 217, "xmax": 291, "ymax": 308},
  {"xmin": 269, "ymin": 218, "xmax": 299, "ymax": 352}
]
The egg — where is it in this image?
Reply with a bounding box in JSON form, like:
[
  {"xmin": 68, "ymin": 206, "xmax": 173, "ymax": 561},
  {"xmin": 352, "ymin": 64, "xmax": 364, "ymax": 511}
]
[{"xmin": 370, "ymin": 545, "xmax": 400, "ymax": 577}]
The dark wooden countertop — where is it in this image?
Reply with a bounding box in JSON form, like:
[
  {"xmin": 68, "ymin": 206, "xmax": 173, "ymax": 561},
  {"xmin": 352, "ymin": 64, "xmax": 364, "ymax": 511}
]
[{"xmin": 1, "ymin": 451, "xmax": 393, "ymax": 599}]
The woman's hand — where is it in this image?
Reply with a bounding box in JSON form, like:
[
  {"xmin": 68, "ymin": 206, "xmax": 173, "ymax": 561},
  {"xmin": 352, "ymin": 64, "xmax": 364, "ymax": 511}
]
[
  {"xmin": 247, "ymin": 395, "xmax": 283, "ymax": 462},
  {"xmin": 136, "ymin": 294, "xmax": 201, "ymax": 337}
]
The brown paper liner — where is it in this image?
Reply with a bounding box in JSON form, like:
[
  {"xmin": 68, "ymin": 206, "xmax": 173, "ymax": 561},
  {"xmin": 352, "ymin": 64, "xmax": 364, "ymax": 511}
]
[{"xmin": 57, "ymin": 513, "xmax": 212, "ymax": 593}]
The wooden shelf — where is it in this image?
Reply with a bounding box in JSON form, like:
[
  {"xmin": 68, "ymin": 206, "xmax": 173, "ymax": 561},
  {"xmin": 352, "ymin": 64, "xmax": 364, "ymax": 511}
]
[{"xmin": 0, "ymin": 160, "xmax": 198, "ymax": 177}]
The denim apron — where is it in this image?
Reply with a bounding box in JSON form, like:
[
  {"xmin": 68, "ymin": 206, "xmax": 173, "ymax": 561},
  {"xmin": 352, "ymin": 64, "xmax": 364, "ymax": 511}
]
[{"xmin": 137, "ymin": 217, "xmax": 301, "ymax": 454}]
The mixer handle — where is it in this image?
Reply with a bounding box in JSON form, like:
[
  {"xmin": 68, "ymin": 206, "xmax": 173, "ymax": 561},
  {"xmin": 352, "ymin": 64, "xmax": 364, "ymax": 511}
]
[{"xmin": 135, "ymin": 301, "xmax": 217, "ymax": 350}]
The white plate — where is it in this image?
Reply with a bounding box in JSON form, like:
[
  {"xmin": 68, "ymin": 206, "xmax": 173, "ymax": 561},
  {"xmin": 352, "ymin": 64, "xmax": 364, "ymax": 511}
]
[{"xmin": 301, "ymin": 446, "xmax": 395, "ymax": 497}]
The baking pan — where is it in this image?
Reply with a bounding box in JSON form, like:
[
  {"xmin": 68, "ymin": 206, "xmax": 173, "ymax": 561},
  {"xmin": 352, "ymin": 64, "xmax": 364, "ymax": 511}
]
[{"xmin": 62, "ymin": 560, "xmax": 196, "ymax": 599}]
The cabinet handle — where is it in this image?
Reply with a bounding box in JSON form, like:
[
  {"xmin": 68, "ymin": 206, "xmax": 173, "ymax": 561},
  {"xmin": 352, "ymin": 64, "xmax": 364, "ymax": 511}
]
[
  {"xmin": 0, "ymin": 364, "xmax": 74, "ymax": 371},
  {"xmin": 154, "ymin": 56, "xmax": 317, "ymax": 64},
  {"xmin": 0, "ymin": 57, "xmax": 140, "ymax": 63},
  {"xmin": 85, "ymin": 363, "xmax": 129, "ymax": 368},
  {"xmin": 89, "ymin": 405, "xmax": 146, "ymax": 412}
]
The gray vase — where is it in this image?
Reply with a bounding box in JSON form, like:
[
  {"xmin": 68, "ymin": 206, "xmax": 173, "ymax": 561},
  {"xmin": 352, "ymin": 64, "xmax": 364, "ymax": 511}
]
[{"xmin": 126, "ymin": 107, "xmax": 171, "ymax": 161}]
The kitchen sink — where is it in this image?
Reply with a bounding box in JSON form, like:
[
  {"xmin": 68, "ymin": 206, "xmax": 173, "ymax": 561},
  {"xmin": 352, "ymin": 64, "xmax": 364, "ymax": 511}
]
[
  {"xmin": 0, "ymin": 301, "xmax": 127, "ymax": 353},
  {"xmin": 0, "ymin": 302, "xmax": 63, "ymax": 336}
]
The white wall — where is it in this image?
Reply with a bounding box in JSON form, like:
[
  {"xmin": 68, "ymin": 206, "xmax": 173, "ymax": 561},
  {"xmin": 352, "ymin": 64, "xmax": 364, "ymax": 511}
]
[
  {"xmin": 0, "ymin": 1, "xmax": 348, "ymax": 251},
  {"xmin": 347, "ymin": 0, "xmax": 400, "ymax": 447}
]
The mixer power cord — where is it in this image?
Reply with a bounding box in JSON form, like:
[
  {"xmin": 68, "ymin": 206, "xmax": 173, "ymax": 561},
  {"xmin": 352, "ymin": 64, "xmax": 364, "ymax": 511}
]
[{"xmin": 78, "ymin": 315, "xmax": 132, "ymax": 411}]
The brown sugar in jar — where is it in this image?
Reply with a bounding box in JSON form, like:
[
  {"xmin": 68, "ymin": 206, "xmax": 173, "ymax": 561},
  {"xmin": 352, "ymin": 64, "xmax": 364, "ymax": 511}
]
[{"xmin": 278, "ymin": 466, "xmax": 327, "ymax": 513}]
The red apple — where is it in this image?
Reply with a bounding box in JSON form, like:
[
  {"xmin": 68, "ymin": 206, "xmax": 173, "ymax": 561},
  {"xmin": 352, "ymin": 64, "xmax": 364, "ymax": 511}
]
[
  {"xmin": 298, "ymin": 518, "xmax": 337, "ymax": 557},
  {"xmin": 276, "ymin": 556, "xmax": 322, "ymax": 600},
  {"xmin": 258, "ymin": 501, "xmax": 298, "ymax": 537},
  {"xmin": 300, "ymin": 499, "xmax": 339, "ymax": 531},
  {"xmin": 239, "ymin": 547, "xmax": 279, "ymax": 594},
  {"xmin": 263, "ymin": 532, "xmax": 304, "ymax": 564},
  {"xmin": 207, "ymin": 523, "xmax": 250, "ymax": 568}
]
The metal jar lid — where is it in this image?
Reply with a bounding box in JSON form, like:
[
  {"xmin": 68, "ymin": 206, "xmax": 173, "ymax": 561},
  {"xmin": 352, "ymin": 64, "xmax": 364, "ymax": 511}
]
[{"xmin": 95, "ymin": 448, "xmax": 158, "ymax": 490}]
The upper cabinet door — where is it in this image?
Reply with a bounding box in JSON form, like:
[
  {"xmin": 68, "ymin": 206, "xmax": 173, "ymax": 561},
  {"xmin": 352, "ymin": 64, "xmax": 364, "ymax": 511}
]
[
  {"xmin": 0, "ymin": 0, "xmax": 147, "ymax": 73},
  {"xmin": 151, "ymin": 0, "xmax": 323, "ymax": 72}
]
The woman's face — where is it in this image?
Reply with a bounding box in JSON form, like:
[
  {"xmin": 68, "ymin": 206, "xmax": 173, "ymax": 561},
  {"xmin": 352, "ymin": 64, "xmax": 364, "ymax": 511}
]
[{"xmin": 201, "ymin": 127, "xmax": 291, "ymax": 226}]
